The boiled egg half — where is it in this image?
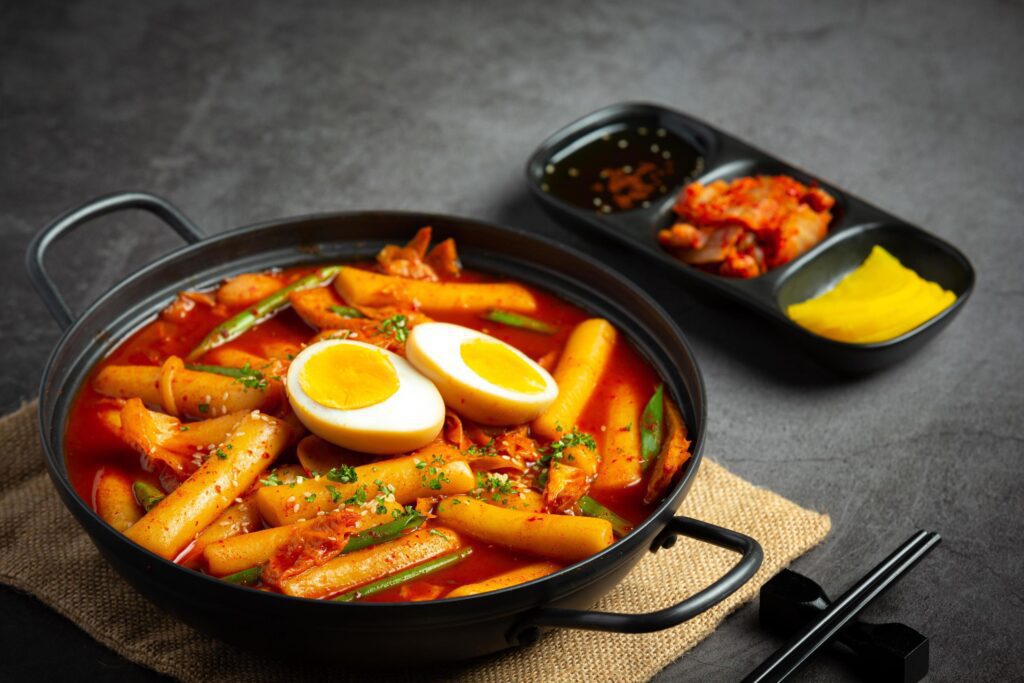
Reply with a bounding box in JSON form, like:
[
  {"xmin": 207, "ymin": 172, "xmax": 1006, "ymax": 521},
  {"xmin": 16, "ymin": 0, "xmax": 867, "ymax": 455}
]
[
  {"xmin": 286, "ymin": 339, "xmax": 444, "ymax": 454},
  {"xmin": 405, "ymin": 322, "xmax": 558, "ymax": 425}
]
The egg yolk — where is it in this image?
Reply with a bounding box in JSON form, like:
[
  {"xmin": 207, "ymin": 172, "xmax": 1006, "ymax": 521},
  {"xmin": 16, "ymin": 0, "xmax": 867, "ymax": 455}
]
[
  {"xmin": 460, "ymin": 338, "xmax": 547, "ymax": 394},
  {"xmin": 299, "ymin": 344, "xmax": 400, "ymax": 410}
]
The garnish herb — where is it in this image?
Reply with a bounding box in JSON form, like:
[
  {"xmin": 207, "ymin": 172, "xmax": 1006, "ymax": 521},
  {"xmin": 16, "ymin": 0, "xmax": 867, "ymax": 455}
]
[
  {"xmin": 260, "ymin": 472, "xmax": 283, "ymax": 487},
  {"xmin": 640, "ymin": 384, "xmax": 665, "ymax": 470},
  {"xmin": 344, "ymin": 485, "xmax": 368, "ymax": 505},
  {"xmin": 326, "ymin": 465, "xmax": 358, "ymax": 484},
  {"xmin": 304, "ymin": 493, "xmax": 317, "ymax": 503},
  {"xmin": 198, "ymin": 403, "xmax": 210, "ymax": 414},
  {"xmin": 476, "ymin": 472, "xmax": 515, "ymax": 496},
  {"xmin": 178, "ymin": 425, "xmax": 189, "ymax": 432},
  {"xmin": 482, "ymin": 309, "xmax": 558, "ymax": 335},
  {"xmin": 215, "ymin": 448, "xmax": 228, "ymax": 460},
  {"xmin": 377, "ymin": 314, "xmax": 409, "ymax": 343},
  {"xmin": 539, "ymin": 427, "xmax": 596, "ymax": 467},
  {"xmin": 326, "ymin": 485, "xmax": 343, "ymax": 503}
]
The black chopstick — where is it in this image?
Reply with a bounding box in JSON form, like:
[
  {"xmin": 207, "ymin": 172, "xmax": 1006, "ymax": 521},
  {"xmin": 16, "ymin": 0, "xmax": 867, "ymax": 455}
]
[{"xmin": 741, "ymin": 529, "xmax": 941, "ymax": 683}]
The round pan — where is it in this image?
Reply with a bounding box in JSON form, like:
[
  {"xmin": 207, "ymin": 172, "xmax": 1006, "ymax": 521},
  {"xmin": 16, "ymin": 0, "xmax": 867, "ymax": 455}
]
[{"xmin": 26, "ymin": 192, "xmax": 762, "ymax": 663}]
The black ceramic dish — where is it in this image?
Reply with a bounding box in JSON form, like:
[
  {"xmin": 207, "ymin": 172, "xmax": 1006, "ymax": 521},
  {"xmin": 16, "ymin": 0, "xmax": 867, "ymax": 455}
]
[
  {"xmin": 26, "ymin": 192, "xmax": 763, "ymax": 664},
  {"xmin": 526, "ymin": 103, "xmax": 976, "ymax": 373}
]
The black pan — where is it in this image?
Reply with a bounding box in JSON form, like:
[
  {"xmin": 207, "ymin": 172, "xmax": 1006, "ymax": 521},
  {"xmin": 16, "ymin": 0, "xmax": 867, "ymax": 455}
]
[
  {"xmin": 26, "ymin": 192, "xmax": 762, "ymax": 663},
  {"xmin": 527, "ymin": 102, "xmax": 976, "ymax": 373}
]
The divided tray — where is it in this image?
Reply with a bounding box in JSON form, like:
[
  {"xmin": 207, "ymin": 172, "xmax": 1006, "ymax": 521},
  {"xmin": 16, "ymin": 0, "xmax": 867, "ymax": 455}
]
[{"xmin": 526, "ymin": 102, "xmax": 974, "ymax": 372}]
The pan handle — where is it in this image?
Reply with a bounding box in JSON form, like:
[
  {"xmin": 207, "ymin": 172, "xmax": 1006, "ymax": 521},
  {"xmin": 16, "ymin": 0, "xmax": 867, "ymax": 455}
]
[
  {"xmin": 510, "ymin": 516, "xmax": 763, "ymax": 644},
  {"xmin": 25, "ymin": 192, "xmax": 204, "ymax": 331}
]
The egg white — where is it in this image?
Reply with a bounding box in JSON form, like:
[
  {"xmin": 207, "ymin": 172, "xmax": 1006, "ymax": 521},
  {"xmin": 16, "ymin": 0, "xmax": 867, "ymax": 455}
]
[
  {"xmin": 405, "ymin": 322, "xmax": 558, "ymax": 425},
  {"xmin": 286, "ymin": 339, "xmax": 444, "ymax": 454}
]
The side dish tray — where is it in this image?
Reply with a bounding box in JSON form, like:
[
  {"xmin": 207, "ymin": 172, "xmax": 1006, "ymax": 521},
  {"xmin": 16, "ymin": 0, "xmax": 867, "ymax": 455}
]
[{"xmin": 526, "ymin": 103, "xmax": 975, "ymax": 372}]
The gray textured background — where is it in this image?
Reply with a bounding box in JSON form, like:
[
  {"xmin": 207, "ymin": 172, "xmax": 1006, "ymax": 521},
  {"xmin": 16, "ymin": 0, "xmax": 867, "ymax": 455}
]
[{"xmin": 2, "ymin": 1, "xmax": 1022, "ymax": 681}]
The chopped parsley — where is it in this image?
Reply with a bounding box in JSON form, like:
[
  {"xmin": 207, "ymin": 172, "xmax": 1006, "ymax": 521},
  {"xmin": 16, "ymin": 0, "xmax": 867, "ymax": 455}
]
[
  {"xmin": 344, "ymin": 485, "xmax": 368, "ymax": 505},
  {"xmin": 415, "ymin": 460, "xmax": 426, "ymax": 469},
  {"xmin": 326, "ymin": 485, "xmax": 343, "ymax": 503},
  {"xmin": 476, "ymin": 472, "xmax": 515, "ymax": 495},
  {"xmin": 391, "ymin": 505, "xmax": 417, "ymax": 519},
  {"xmin": 260, "ymin": 472, "xmax": 283, "ymax": 487},
  {"xmin": 423, "ymin": 470, "xmax": 451, "ymax": 491},
  {"xmin": 214, "ymin": 448, "xmax": 228, "ymax": 460},
  {"xmin": 198, "ymin": 403, "xmax": 210, "ymax": 414},
  {"xmin": 234, "ymin": 363, "xmax": 268, "ymax": 391},
  {"xmin": 304, "ymin": 493, "xmax": 317, "ymax": 503},
  {"xmin": 465, "ymin": 439, "xmax": 497, "ymax": 457},
  {"xmin": 539, "ymin": 427, "xmax": 596, "ymax": 467},
  {"xmin": 178, "ymin": 425, "xmax": 189, "ymax": 432},
  {"xmin": 377, "ymin": 314, "xmax": 409, "ymax": 343},
  {"xmin": 326, "ymin": 465, "xmax": 358, "ymax": 484},
  {"xmin": 375, "ymin": 501, "xmax": 389, "ymax": 515}
]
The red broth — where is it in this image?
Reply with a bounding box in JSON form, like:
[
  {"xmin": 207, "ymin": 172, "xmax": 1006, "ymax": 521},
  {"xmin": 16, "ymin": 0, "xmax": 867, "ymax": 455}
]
[{"xmin": 64, "ymin": 262, "xmax": 671, "ymax": 601}]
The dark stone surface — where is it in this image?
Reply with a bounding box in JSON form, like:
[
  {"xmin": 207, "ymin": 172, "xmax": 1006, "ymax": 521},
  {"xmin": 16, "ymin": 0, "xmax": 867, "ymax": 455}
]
[{"xmin": 2, "ymin": 1, "xmax": 1022, "ymax": 681}]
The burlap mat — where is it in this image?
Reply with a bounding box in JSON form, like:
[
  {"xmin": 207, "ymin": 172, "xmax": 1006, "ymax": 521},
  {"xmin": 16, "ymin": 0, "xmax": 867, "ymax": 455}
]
[{"xmin": 0, "ymin": 401, "xmax": 830, "ymax": 682}]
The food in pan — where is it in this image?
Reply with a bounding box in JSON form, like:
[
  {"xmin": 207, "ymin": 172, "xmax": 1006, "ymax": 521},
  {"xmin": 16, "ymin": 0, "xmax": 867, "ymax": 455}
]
[
  {"xmin": 659, "ymin": 175, "xmax": 835, "ymax": 278},
  {"xmin": 786, "ymin": 245, "xmax": 956, "ymax": 343},
  {"xmin": 540, "ymin": 124, "xmax": 704, "ymax": 213},
  {"xmin": 67, "ymin": 228, "xmax": 692, "ymax": 602}
]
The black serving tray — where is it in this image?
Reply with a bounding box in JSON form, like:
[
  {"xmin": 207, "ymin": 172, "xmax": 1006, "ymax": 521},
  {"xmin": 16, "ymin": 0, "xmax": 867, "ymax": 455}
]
[{"xmin": 526, "ymin": 102, "xmax": 975, "ymax": 373}]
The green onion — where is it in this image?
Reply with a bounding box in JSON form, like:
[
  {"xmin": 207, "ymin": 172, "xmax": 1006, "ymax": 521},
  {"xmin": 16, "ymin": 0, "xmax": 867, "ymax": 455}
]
[
  {"xmin": 482, "ymin": 309, "xmax": 558, "ymax": 335},
  {"xmin": 332, "ymin": 547, "xmax": 472, "ymax": 602},
  {"xmin": 328, "ymin": 305, "xmax": 365, "ymax": 318},
  {"xmin": 640, "ymin": 384, "xmax": 665, "ymax": 470},
  {"xmin": 185, "ymin": 362, "xmax": 267, "ymax": 391},
  {"xmin": 342, "ymin": 512, "xmax": 425, "ymax": 554},
  {"xmin": 223, "ymin": 566, "xmax": 262, "ymax": 586},
  {"xmin": 187, "ymin": 265, "xmax": 342, "ymax": 361},
  {"xmin": 219, "ymin": 512, "xmax": 424, "ymax": 587},
  {"xmin": 132, "ymin": 481, "xmax": 165, "ymax": 512},
  {"xmin": 578, "ymin": 496, "xmax": 633, "ymax": 537}
]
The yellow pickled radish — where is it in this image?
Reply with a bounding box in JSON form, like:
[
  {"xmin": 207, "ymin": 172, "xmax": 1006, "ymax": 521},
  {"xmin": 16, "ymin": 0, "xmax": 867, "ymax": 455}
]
[{"xmin": 786, "ymin": 246, "xmax": 956, "ymax": 344}]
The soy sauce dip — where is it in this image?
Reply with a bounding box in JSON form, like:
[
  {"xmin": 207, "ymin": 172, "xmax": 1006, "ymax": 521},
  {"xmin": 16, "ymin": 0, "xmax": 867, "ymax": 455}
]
[{"xmin": 540, "ymin": 124, "xmax": 704, "ymax": 214}]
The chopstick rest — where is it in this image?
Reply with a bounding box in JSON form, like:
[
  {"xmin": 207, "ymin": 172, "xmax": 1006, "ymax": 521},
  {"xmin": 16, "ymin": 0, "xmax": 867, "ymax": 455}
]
[
  {"xmin": 760, "ymin": 569, "xmax": 929, "ymax": 683},
  {"xmin": 742, "ymin": 529, "xmax": 940, "ymax": 683}
]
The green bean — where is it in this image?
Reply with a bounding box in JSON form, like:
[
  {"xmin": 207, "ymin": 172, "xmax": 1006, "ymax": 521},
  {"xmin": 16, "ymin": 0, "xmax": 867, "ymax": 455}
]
[
  {"xmin": 332, "ymin": 547, "xmax": 472, "ymax": 602},
  {"xmin": 482, "ymin": 309, "xmax": 558, "ymax": 335},
  {"xmin": 132, "ymin": 481, "xmax": 165, "ymax": 512},
  {"xmin": 640, "ymin": 384, "xmax": 665, "ymax": 470},
  {"xmin": 187, "ymin": 265, "xmax": 342, "ymax": 361},
  {"xmin": 578, "ymin": 496, "xmax": 633, "ymax": 537}
]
